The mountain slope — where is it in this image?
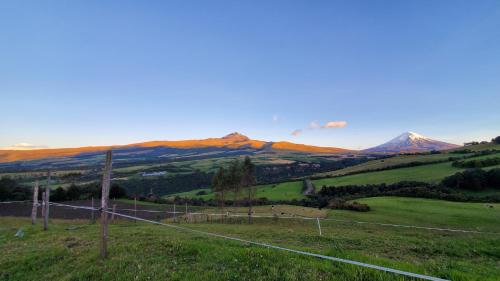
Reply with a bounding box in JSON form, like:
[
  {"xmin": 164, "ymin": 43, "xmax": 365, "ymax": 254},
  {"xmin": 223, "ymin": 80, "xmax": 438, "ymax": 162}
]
[
  {"xmin": 0, "ymin": 133, "xmax": 348, "ymax": 164},
  {"xmin": 365, "ymin": 132, "xmax": 460, "ymax": 153}
]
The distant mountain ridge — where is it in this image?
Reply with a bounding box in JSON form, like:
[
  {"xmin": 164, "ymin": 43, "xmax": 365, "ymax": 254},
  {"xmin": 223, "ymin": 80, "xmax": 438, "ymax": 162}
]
[
  {"xmin": 0, "ymin": 132, "xmax": 350, "ymax": 164},
  {"xmin": 364, "ymin": 131, "xmax": 460, "ymax": 153}
]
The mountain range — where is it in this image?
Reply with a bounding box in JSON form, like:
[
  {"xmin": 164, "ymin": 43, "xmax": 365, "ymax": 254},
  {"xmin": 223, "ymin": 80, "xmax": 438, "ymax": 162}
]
[{"xmin": 0, "ymin": 132, "xmax": 459, "ymax": 166}]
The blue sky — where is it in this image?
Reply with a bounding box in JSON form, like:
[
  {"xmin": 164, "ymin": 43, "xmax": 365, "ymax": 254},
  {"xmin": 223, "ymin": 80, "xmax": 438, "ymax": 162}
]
[{"xmin": 1, "ymin": 0, "xmax": 499, "ymax": 150}]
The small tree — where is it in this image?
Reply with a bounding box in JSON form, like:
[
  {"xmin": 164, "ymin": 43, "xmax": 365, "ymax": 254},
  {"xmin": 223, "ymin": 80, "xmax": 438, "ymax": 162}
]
[
  {"xmin": 51, "ymin": 187, "xmax": 67, "ymax": 201},
  {"xmin": 212, "ymin": 167, "xmax": 226, "ymax": 210},
  {"xmin": 66, "ymin": 184, "xmax": 81, "ymax": 201},
  {"xmin": 110, "ymin": 184, "xmax": 127, "ymax": 199},
  {"xmin": 241, "ymin": 156, "xmax": 256, "ymax": 223},
  {"xmin": 227, "ymin": 159, "xmax": 243, "ymax": 206},
  {"xmin": 492, "ymin": 136, "xmax": 500, "ymax": 144}
]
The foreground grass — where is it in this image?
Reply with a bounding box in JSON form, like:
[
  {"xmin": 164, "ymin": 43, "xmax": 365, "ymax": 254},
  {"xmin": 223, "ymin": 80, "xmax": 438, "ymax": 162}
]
[
  {"xmin": 1, "ymin": 197, "xmax": 500, "ymax": 281},
  {"xmin": 0, "ymin": 218, "xmax": 417, "ymax": 281}
]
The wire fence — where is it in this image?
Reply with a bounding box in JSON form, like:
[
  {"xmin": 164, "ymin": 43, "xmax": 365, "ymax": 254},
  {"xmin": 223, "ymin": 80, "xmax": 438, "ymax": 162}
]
[
  {"xmin": 1, "ymin": 200, "xmax": 497, "ymax": 235},
  {"xmin": 48, "ymin": 201, "xmax": 449, "ymax": 281},
  {"xmin": 3, "ymin": 200, "xmax": 499, "ymax": 281}
]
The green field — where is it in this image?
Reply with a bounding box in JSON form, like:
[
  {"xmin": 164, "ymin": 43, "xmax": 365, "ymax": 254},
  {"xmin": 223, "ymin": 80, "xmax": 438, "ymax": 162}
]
[
  {"xmin": 314, "ymin": 162, "xmax": 460, "ymax": 186},
  {"xmin": 315, "ymin": 153, "xmax": 460, "ymax": 178},
  {"xmin": 1, "ymin": 197, "xmax": 500, "ymax": 280},
  {"xmin": 168, "ymin": 181, "xmax": 305, "ymax": 201},
  {"xmin": 314, "ymin": 161, "xmax": 500, "ymax": 188},
  {"xmin": 329, "ymin": 197, "xmax": 500, "ymax": 232}
]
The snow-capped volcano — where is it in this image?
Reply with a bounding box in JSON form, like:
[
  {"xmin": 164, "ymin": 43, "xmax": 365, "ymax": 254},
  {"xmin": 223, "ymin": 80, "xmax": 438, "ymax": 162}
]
[{"xmin": 365, "ymin": 131, "xmax": 460, "ymax": 153}]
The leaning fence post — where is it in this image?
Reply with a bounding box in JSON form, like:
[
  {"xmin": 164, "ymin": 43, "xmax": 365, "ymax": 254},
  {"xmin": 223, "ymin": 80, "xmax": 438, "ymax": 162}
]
[
  {"xmin": 316, "ymin": 217, "xmax": 322, "ymax": 236},
  {"xmin": 43, "ymin": 171, "xmax": 51, "ymax": 231},
  {"xmin": 100, "ymin": 151, "xmax": 113, "ymax": 259},
  {"xmin": 31, "ymin": 181, "xmax": 39, "ymax": 225}
]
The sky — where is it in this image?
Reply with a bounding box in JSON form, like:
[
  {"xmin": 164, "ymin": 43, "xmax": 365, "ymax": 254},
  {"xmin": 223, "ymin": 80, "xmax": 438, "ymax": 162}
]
[{"xmin": 1, "ymin": 0, "xmax": 499, "ymax": 150}]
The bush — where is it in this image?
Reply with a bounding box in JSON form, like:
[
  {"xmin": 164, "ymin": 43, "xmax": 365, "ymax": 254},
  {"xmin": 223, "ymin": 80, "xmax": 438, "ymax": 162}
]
[
  {"xmin": 328, "ymin": 199, "xmax": 370, "ymax": 212},
  {"xmin": 492, "ymin": 136, "xmax": 500, "ymax": 144},
  {"xmin": 110, "ymin": 184, "xmax": 128, "ymax": 199}
]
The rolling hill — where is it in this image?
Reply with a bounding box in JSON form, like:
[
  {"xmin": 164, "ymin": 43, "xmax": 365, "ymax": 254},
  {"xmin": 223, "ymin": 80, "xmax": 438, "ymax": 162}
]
[{"xmin": 0, "ymin": 133, "xmax": 351, "ymax": 169}]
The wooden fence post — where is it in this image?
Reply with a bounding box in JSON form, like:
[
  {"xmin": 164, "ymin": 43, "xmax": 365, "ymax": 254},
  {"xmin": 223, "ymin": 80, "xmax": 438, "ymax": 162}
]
[
  {"xmin": 134, "ymin": 197, "xmax": 137, "ymax": 221},
  {"xmin": 173, "ymin": 203, "xmax": 176, "ymax": 222},
  {"xmin": 91, "ymin": 197, "xmax": 95, "ymax": 223},
  {"xmin": 31, "ymin": 181, "xmax": 39, "ymax": 225},
  {"xmin": 100, "ymin": 151, "xmax": 113, "ymax": 259},
  {"xmin": 43, "ymin": 171, "xmax": 51, "ymax": 231},
  {"xmin": 316, "ymin": 217, "xmax": 322, "ymax": 236},
  {"xmin": 111, "ymin": 204, "xmax": 116, "ymax": 221},
  {"xmin": 41, "ymin": 191, "xmax": 46, "ymax": 220}
]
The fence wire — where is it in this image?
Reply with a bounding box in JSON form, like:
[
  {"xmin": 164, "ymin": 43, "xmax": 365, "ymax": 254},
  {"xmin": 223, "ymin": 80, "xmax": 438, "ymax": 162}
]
[{"xmin": 45, "ymin": 202, "xmax": 449, "ymax": 281}]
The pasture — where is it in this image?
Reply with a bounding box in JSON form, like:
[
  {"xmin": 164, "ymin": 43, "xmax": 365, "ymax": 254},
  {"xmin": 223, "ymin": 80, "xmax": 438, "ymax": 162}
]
[{"xmin": 1, "ymin": 196, "xmax": 500, "ymax": 280}]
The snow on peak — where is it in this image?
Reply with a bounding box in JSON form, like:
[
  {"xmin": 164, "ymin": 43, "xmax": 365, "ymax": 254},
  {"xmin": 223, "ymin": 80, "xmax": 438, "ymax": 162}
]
[{"xmin": 388, "ymin": 131, "xmax": 429, "ymax": 144}]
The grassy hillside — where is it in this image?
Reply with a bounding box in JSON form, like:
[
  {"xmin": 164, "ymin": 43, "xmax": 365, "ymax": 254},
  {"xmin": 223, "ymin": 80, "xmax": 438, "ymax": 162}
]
[
  {"xmin": 315, "ymin": 153, "xmax": 457, "ymax": 178},
  {"xmin": 171, "ymin": 151, "xmax": 500, "ymax": 201},
  {"xmin": 329, "ymin": 197, "xmax": 500, "ymax": 232},
  {"xmin": 314, "ymin": 162, "xmax": 459, "ymax": 186},
  {"xmin": 168, "ymin": 181, "xmax": 305, "ymax": 201},
  {"xmin": 1, "ymin": 197, "xmax": 500, "ymax": 280},
  {"xmin": 313, "ymin": 156, "xmax": 500, "ymax": 188}
]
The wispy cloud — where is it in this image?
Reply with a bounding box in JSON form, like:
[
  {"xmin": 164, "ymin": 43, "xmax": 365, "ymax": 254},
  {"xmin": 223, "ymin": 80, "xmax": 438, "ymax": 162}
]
[
  {"xmin": 0, "ymin": 143, "xmax": 48, "ymax": 150},
  {"xmin": 321, "ymin": 121, "xmax": 347, "ymax": 129},
  {"xmin": 291, "ymin": 129, "xmax": 302, "ymax": 136},
  {"xmin": 309, "ymin": 121, "xmax": 320, "ymax": 129}
]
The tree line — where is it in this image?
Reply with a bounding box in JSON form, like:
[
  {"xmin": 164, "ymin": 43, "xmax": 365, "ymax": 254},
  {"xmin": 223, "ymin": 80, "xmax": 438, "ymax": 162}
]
[
  {"xmin": 442, "ymin": 168, "xmax": 500, "ymax": 191},
  {"xmin": 316, "ymin": 168, "xmax": 500, "ymax": 205},
  {"xmin": 0, "ymin": 178, "xmax": 128, "ymax": 202},
  {"xmin": 452, "ymin": 157, "xmax": 500, "ymax": 169}
]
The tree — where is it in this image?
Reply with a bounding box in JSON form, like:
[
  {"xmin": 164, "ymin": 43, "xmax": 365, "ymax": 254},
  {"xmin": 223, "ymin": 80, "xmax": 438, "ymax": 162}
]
[
  {"xmin": 227, "ymin": 159, "xmax": 243, "ymax": 205},
  {"xmin": 493, "ymin": 136, "xmax": 500, "ymax": 144},
  {"xmin": 51, "ymin": 187, "xmax": 67, "ymax": 202},
  {"xmin": 66, "ymin": 184, "xmax": 81, "ymax": 201},
  {"xmin": 241, "ymin": 156, "xmax": 256, "ymax": 222},
  {"xmin": 110, "ymin": 184, "xmax": 127, "ymax": 199},
  {"xmin": 212, "ymin": 167, "xmax": 226, "ymax": 210},
  {"xmin": 0, "ymin": 177, "xmax": 18, "ymax": 201}
]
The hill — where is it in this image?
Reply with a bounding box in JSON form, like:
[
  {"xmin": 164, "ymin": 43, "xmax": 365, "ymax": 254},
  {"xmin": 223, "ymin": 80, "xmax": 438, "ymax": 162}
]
[
  {"xmin": 0, "ymin": 132, "xmax": 350, "ymax": 169},
  {"xmin": 170, "ymin": 142, "xmax": 500, "ymax": 201}
]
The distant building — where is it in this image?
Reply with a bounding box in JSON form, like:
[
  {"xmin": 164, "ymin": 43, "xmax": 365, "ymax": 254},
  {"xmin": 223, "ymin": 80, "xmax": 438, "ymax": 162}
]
[
  {"xmin": 140, "ymin": 171, "xmax": 167, "ymax": 177},
  {"xmin": 147, "ymin": 188, "xmax": 158, "ymax": 201}
]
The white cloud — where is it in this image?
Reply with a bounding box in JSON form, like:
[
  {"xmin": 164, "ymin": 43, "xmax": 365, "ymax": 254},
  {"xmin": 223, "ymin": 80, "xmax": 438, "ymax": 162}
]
[
  {"xmin": 322, "ymin": 121, "xmax": 347, "ymax": 129},
  {"xmin": 309, "ymin": 121, "xmax": 320, "ymax": 129},
  {"xmin": 291, "ymin": 129, "xmax": 302, "ymax": 136},
  {"xmin": 0, "ymin": 143, "xmax": 48, "ymax": 150}
]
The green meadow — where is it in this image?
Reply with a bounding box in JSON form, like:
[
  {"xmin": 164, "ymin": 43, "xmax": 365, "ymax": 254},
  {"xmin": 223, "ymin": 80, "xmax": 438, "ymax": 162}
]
[{"xmin": 1, "ymin": 196, "xmax": 500, "ymax": 280}]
